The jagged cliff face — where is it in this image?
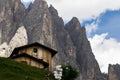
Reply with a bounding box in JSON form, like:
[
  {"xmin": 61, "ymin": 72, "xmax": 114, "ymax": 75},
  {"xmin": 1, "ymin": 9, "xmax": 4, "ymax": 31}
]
[
  {"xmin": 24, "ymin": 0, "xmax": 52, "ymax": 44},
  {"xmin": 0, "ymin": 0, "xmax": 119, "ymax": 80},
  {"xmin": 23, "ymin": 0, "xmax": 77, "ymax": 68},
  {"xmin": 0, "ymin": 0, "xmax": 25, "ymax": 44},
  {"xmin": 65, "ymin": 18, "xmax": 103, "ymax": 80},
  {"xmin": 48, "ymin": 5, "xmax": 77, "ymax": 67}
]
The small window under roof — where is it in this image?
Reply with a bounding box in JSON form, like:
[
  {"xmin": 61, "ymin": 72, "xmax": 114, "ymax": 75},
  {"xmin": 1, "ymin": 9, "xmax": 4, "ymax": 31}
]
[{"xmin": 33, "ymin": 48, "xmax": 38, "ymax": 53}]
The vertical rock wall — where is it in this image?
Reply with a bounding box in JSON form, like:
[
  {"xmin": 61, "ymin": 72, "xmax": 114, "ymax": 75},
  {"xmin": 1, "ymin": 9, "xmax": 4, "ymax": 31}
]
[
  {"xmin": 0, "ymin": 0, "xmax": 120, "ymax": 80},
  {"xmin": 0, "ymin": 0, "xmax": 25, "ymax": 43},
  {"xmin": 108, "ymin": 64, "xmax": 120, "ymax": 80}
]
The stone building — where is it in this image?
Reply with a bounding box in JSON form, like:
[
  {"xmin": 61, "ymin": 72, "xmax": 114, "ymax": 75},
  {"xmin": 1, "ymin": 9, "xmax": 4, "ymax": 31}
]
[{"xmin": 9, "ymin": 42, "xmax": 57, "ymax": 70}]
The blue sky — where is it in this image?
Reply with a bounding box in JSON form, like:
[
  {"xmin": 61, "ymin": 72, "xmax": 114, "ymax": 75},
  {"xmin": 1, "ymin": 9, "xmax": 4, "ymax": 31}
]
[
  {"xmin": 98, "ymin": 10, "xmax": 120, "ymax": 40},
  {"xmin": 83, "ymin": 10, "xmax": 120, "ymax": 40},
  {"xmin": 21, "ymin": 0, "xmax": 120, "ymax": 73},
  {"xmin": 22, "ymin": 2, "xmax": 31, "ymax": 8}
]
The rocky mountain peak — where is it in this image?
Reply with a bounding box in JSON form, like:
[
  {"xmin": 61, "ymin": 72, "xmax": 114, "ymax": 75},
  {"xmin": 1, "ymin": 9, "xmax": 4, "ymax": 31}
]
[
  {"xmin": 49, "ymin": 5, "xmax": 58, "ymax": 16},
  {"xmin": 70, "ymin": 17, "xmax": 80, "ymax": 23},
  {"xmin": 65, "ymin": 17, "xmax": 103, "ymax": 80},
  {"xmin": 23, "ymin": 1, "xmax": 53, "ymax": 45},
  {"xmin": 29, "ymin": 0, "xmax": 48, "ymax": 10},
  {"xmin": 65, "ymin": 17, "xmax": 82, "ymax": 34}
]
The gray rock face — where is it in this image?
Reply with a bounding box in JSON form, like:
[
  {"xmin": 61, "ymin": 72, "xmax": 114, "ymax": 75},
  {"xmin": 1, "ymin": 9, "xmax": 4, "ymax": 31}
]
[
  {"xmin": 24, "ymin": 0, "xmax": 52, "ymax": 44},
  {"xmin": 0, "ymin": 0, "xmax": 25, "ymax": 44},
  {"xmin": 65, "ymin": 17, "xmax": 103, "ymax": 80},
  {"xmin": 24, "ymin": 0, "xmax": 78, "ymax": 68},
  {"xmin": 108, "ymin": 64, "xmax": 120, "ymax": 80},
  {"xmin": 48, "ymin": 5, "xmax": 77, "ymax": 68}
]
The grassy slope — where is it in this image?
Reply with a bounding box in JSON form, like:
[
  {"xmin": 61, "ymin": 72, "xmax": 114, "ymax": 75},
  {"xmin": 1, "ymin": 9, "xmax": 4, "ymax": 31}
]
[{"xmin": 0, "ymin": 57, "xmax": 55, "ymax": 80}]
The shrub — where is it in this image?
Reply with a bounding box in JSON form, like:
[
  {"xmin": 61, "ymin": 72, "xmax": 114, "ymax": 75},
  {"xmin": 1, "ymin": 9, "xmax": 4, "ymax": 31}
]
[{"xmin": 62, "ymin": 64, "xmax": 79, "ymax": 80}]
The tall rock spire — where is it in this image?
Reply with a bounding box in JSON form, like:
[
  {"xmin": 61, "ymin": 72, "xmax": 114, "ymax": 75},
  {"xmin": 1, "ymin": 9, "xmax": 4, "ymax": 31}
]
[
  {"xmin": 49, "ymin": 5, "xmax": 77, "ymax": 68},
  {"xmin": 65, "ymin": 17, "xmax": 103, "ymax": 80},
  {"xmin": 23, "ymin": 0, "xmax": 52, "ymax": 45}
]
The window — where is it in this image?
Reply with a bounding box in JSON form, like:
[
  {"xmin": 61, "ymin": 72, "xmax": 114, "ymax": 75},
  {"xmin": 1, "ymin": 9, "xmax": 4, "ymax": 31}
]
[
  {"xmin": 33, "ymin": 48, "xmax": 38, "ymax": 58},
  {"xmin": 33, "ymin": 48, "xmax": 38, "ymax": 53},
  {"xmin": 2, "ymin": 48, "xmax": 5, "ymax": 50}
]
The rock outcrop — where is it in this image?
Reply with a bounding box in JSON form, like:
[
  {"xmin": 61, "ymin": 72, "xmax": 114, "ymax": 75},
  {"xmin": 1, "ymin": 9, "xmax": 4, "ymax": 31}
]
[
  {"xmin": 65, "ymin": 17, "xmax": 103, "ymax": 80},
  {"xmin": 48, "ymin": 5, "xmax": 77, "ymax": 67},
  {"xmin": 0, "ymin": 0, "xmax": 119, "ymax": 80},
  {"xmin": 24, "ymin": 0, "xmax": 52, "ymax": 45},
  {"xmin": 108, "ymin": 64, "xmax": 120, "ymax": 80},
  {"xmin": 9, "ymin": 26, "xmax": 28, "ymax": 56},
  {"xmin": 0, "ymin": 26, "xmax": 27, "ymax": 57}
]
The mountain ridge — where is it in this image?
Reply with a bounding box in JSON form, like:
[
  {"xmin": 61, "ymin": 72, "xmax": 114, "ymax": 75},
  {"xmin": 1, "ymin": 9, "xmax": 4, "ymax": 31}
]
[{"xmin": 0, "ymin": 0, "xmax": 120, "ymax": 80}]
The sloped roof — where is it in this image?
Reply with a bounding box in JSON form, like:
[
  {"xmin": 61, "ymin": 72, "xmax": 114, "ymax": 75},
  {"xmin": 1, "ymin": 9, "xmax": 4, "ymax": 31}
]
[{"xmin": 10, "ymin": 42, "xmax": 57, "ymax": 57}]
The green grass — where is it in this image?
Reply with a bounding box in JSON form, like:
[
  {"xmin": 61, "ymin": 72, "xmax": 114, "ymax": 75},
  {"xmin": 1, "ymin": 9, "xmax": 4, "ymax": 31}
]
[{"xmin": 0, "ymin": 57, "xmax": 55, "ymax": 80}]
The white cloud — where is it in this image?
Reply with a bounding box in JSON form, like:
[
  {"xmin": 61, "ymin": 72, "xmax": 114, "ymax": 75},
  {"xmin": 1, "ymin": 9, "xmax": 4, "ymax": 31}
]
[
  {"xmin": 88, "ymin": 33, "xmax": 120, "ymax": 73},
  {"xmin": 46, "ymin": 0, "xmax": 120, "ymax": 22}
]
